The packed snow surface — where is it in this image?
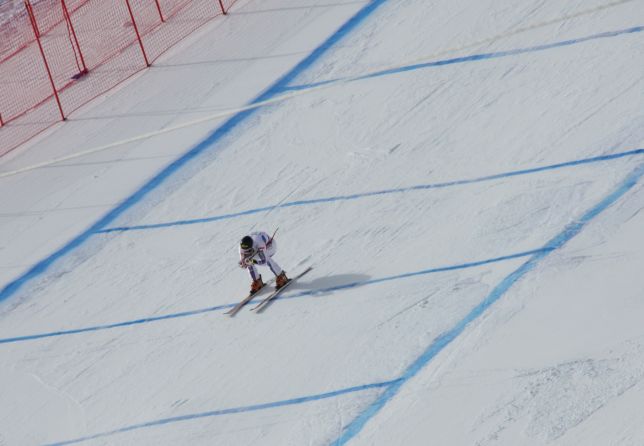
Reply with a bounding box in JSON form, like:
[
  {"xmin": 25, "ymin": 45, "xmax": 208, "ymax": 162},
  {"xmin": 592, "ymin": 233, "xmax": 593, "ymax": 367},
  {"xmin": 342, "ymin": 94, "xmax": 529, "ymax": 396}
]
[{"xmin": 1, "ymin": 0, "xmax": 643, "ymax": 445}]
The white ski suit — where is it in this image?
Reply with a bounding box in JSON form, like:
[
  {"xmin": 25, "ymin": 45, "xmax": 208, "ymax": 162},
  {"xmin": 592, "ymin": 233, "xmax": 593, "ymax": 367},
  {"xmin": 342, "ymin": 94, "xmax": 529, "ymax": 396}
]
[{"xmin": 239, "ymin": 231, "xmax": 283, "ymax": 281}]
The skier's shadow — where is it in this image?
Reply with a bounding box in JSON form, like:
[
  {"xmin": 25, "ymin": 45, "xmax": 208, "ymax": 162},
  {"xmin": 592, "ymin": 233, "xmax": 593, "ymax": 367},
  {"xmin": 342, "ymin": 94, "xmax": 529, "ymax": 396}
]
[{"xmin": 290, "ymin": 273, "xmax": 371, "ymax": 296}]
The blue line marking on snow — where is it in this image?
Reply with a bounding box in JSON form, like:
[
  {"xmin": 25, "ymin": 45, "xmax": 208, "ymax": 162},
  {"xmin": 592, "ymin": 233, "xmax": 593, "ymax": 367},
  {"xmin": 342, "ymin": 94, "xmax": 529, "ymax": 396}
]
[
  {"xmin": 35, "ymin": 148, "xmax": 644, "ymax": 446},
  {"xmin": 284, "ymin": 248, "xmax": 551, "ymax": 299},
  {"xmin": 330, "ymin": 161, "xmax": 644, "ymax": 445},
  {"xmin": 45, "ymin": 379, "xmax": 400, "ymax": 446},
  {"xmin": 28, "ymin": 149, "xmax": 644, "ymax": 446},
  {"xmin": 0, "ymin": 248, "xmax": 545, "ymax": 345},
  {"xmin": 283, "ymin": 26, "xmax": 644, "ymax": 91},
  {"xmin": 98, "ymin": 148, "xmax": 644, "ymax": 233},
  {"xmin": 0, "ymin": 304, "xmax": 233, "ymax": 344},
  {"xmin": 0, "ymin": 0, "xmax": 391, "ymax": 304}
]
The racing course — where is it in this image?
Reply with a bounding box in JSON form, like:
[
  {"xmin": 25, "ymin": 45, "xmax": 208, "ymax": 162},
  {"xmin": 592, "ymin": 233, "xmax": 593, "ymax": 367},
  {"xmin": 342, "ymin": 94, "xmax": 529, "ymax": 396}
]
[{"xmin": 1, "ymin": 0, "xmax": 644, "ymax": 444}]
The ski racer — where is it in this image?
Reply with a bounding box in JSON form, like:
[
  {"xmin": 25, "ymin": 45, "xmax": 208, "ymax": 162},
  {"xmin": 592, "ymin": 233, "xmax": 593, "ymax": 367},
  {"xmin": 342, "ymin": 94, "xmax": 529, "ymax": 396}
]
[{"xmin": 238, "ymin": 231, "xmax": 289, "ymax": 293}]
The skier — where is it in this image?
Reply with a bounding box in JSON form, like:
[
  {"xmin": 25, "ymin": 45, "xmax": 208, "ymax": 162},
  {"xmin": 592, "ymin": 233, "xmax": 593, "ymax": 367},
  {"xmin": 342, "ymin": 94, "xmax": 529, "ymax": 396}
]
[{"xmin": 238, "ymin": 231, "xmax": 289, "ymax": 293}]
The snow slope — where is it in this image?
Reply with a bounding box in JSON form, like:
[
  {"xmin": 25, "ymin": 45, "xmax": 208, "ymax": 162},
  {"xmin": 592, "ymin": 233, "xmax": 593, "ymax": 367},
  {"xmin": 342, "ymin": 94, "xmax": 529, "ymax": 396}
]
[{"xmin": 1, "ymin": 0, "xmax": 644, "ymax": 445}]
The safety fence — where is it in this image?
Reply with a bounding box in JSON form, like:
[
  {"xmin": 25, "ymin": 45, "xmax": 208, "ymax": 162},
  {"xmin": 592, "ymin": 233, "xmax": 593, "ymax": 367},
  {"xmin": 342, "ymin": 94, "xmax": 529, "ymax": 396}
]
[{"xmin": 0, "ymin": 0, "xmax": 236, "ymax": 157}]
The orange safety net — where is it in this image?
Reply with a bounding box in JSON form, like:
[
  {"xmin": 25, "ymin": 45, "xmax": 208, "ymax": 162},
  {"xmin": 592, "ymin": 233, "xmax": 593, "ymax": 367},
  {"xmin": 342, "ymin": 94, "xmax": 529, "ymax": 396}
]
[{"xmin": 0, "ymin": 0, "xmax": 238, "ymax": 157}]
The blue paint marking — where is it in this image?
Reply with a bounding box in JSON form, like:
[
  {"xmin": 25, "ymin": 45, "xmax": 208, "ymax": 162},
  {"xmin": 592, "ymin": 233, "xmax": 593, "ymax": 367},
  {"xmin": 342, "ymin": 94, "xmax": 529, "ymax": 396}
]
[
  {"xmin": 284, "ymin": 26, "xmax": 644, "ymax": 91},
  {"xmin": 27, "ymin": 153, "xmax": 644, "ymax": 444},
  {"xmin": 0, "ymin": 304, "xmax": 233, "ymax": 345},
  {"xmin": 284, "ymin": 248, "xmax": 551, "ymax": 299},
  {"xmin": 0, "ymin": 0, "xmax": 391, "ymax": 304},
  {"xmin": 330, "ymin": 161, "xmax": 644, "ymax": 445},
  {"xmin": 0, "ymin": 248, "xmax": 545, "ymax": 345},
  {"xmin": 3, "ymin": 6, "xmax": 643, "ymax": 443},
  {"xmin": 45, "ymin": 379, "xmax": 400, "ymax": 446},
  {"xmin": 98, "ymin": 148, "xmax": 644, "ymax": 233}
]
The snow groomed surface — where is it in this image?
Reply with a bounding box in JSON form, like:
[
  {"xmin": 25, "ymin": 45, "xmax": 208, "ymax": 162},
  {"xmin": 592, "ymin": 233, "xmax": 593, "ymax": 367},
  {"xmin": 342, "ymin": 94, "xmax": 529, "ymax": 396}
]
[{"xmin": 1, "ymin": 0, "xmax": 644, "ymax": 444}]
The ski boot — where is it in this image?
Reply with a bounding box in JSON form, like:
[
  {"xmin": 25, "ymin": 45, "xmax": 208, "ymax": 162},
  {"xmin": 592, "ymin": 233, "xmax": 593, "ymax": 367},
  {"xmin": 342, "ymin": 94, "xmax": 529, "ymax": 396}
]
[
  {"xmin": 250, "ymin": 276, "xmax": 264, "ymax": 294},
  {"xmin": 275, "ymin": 271, "xmax": 289, "ymax": 290}
]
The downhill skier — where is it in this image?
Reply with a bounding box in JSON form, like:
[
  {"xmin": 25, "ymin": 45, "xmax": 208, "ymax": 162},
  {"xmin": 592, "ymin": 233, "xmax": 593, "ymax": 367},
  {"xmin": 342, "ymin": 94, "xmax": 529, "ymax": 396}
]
[{"xmin": 238, "ymin": 231, "xmax": 289, "ymax": 293}]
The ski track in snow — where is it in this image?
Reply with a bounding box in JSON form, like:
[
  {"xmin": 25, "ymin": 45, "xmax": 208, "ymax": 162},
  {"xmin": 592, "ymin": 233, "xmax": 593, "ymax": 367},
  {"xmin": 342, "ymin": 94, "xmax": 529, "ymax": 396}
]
[
  {"xmin": 0, "ymin": 148, "xmax": 641, "ymax": 344},
  {"xmin": 0, "ymin": 248, "xmax": 546, "ymax": 344},
  {"xmin": 97, "ymin": 148, "xmax": 644, "ymax": 233},
  {"xmin": 473, "ymin": 341, "xmax": 644, "ymax": 444},
  {"xmin": 2, "ymin": 22, "xmax": 641, "ymax": 180},
  {"xmin": 1, "ymin": 7, "xmax": 641, "ymax": 299},
  {"xmin": 0, "ymin": 0, "xmax": 394, "ymax": 304},
  {"xmin": 330, "ymin": 161, "xmax": 644, "ymax": 445},
  {"xmin": 42, "ymin": 380, "xmax": 400, "ymax": 446},
  {"xmin": 2, "ymin": 0, "xmax": 644, "ymax": 444},
  {"xmin": 283, "ymin": 25, "xmax": 644, "ymax": 92}
]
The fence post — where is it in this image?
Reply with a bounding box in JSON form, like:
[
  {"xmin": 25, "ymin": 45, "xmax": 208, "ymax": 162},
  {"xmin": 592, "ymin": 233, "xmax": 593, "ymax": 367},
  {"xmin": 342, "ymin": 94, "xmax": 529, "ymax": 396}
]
[
  {"xmin": 124, "ymin": 0, "xmax": 150, "ymax": 67},
  {"xmin": 217, "ymin": 0, "xmax": 226, "ymax": 15},
  {"xmin": 61, "ymin": 0, "xmax": 88, "ymax": 76},
  {"xmin": 25, "ymin": 0, "xmax": 65, "ymax": 121},
  {"xmin": 0, "ymin": 113, "xmax": 4, "ymax": 126},
  {"xmin": 154, "ymin": 0, "xmax": 165, "ymax": 22},
  {"xmin": 29, "ymin": 1, "xmax": 41, "ymax": 37}
]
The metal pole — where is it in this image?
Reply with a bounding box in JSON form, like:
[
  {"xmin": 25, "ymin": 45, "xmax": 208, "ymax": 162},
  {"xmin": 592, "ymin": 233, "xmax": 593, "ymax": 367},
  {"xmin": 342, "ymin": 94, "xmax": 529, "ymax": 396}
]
[
  {"xmin": 217, "ymin": 0, "xmax": 226, "ymax": 15},
  {"xmin": 29, "ymin": 0, "xmax": 41, "ymax": 37},
  {"xmin": 153, "ymin": 0, "xmax": 165, "ymax": 22},
  {"xmin": 124, "ymin": 0, "xmax": 150, "ymax": 67},
  {"xmin": 60, "ymin": 0, "xmax": 88, "ymax": 75},
  {"xmin": 25, "ymin": 0, "xmax": 65, "ymax": 121}
]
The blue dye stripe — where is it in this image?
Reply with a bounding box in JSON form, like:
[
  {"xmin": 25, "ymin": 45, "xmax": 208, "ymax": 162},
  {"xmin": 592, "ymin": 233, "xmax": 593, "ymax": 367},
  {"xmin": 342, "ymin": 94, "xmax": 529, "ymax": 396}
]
[
  {"xmin": 0, "ymin": 248, "xmax": 545, "ymax": 345},
  {"xmin": 98, "ymin": 148, "xmax": 644, "ymax": 233},
  {"xmin": 284, "ymin": 248, "xmax": 551, "ymax": 299},
  {"xmin": 0, "ymin": 304, "xmax": 233, "ymax": 345},
  {"xmin": 284, "ymin": 26, "xmax": 644, "ymax": 91},
  {"xmin": 0, "ymin": 0, "xmax": 391, "ymax": 304},
  {"xmin": 45, "ymin": 379, "xmax": 401, "ymax": 446},
  {"xmin": 331, "ymin": 161, "xmax": 644, "ymax": 445}
]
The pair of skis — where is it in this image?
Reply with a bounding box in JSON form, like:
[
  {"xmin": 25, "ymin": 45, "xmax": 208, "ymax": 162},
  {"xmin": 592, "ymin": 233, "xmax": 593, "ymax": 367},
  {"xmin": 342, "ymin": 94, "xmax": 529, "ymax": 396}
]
[{"xmin": 225, "ymin": 266, "xmax": 312, "ymax": 317}]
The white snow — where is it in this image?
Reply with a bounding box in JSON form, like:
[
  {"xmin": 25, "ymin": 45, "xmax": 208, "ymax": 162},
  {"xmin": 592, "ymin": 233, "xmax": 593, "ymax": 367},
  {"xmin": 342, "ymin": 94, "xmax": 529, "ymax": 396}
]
[{"xmin": 1, "ymin": 0, "xmax": 644, "ymax": 445}]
